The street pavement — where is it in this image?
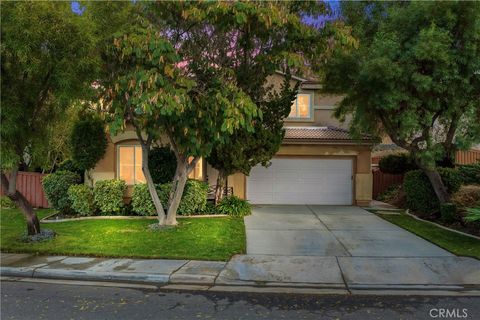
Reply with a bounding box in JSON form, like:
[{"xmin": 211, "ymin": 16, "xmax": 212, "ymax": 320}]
[{"xmin": 1, "ymin": 280, "xmax": 480, "ymax": 320}]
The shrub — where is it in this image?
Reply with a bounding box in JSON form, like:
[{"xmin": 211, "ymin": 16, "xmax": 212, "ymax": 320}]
[
  {"xmin": 458, "ymin": 163, "xmax": 480, "ymax": 185},
  {"xmin": 440, "ymin": 203, "xmax": 457, "ymax": 223},
  {"xmin": 464, "ymin": 207, "xmax": 480, "ymax": 223},
  {"xmin": 379, "ymin": 153, "xmax": 417, "ymax": 174},
  {"xmin": 56, "ymin": 159, "xmax": 84, "ymax": 183},
  {"xmin": 42, "ymin": 171, "xmax": 80, "ymax": 212},
  {"xmin": 376, "ymin": 184, "xmax": 402, "ymax": 203},
  {"xmin": 67, "ymin": 184, "xmax": 95, "ymax": 216},
  {"xmin": 451, "ymin": 185, "xmax": 480, "ymax": 208},
  {"xmin": 404, "ymin": 168, "xmax": 462, "ymax": 215},
  {"xmin": 0, "ymin": 196, "xmax": 15, "ymax": 209},
  {"xmin": 217, "ymin": 196, "xmax": 251, "ymax": 217},
  {"xmin": 70, "ymin": 116, "xmax": 108, "ymax": 171},
  {"xmin": 157, "ymin": 180, "xmax": 209, "ymax": 215},
  {"xmin": 93, "ymin": 179, "xmax": 126, "ymax": 215},
  {"xmin": 149, "ymin": 146, "xmax": 176, "ymax": 184},
  {"xmin": 131, "ymin": 183, "xmax": 156, "ymax": 216}
]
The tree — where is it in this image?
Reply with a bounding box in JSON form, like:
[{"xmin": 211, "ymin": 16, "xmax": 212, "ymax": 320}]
[
  {"xmin": 208, "ymin": 73, "xmax": 298, "ymax": 203},
  {"xmin": 147, "ymin": 1, "xmax": 324, "ymax": 203},
  {"xmin": 101, "ymin": 20, "xmax": 258, "ymax": 225},
  {"xmin": 70, "ymin": 115, "xmax": 108, "ymax": 173},
  {"xmin": 1, "ymin": 2, "xmax": 98, "ymax": 234},
  {"xmin": 322, "ymin": 1, "xmax": 480, "ymax": 204}
]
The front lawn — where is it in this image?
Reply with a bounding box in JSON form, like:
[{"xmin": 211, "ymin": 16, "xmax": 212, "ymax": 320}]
[
  {"xmin": 378, "ymin": 213, "xmax": 480, "ymax": 259},
  {"xmin": 0, "ymin": 209, "xmax": 245, "ymax": 261}
]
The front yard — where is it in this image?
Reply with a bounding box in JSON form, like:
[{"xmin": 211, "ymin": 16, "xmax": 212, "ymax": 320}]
[
  {"xmin": 378, "ymin": 213, "xmax": 480, "ymax": 259},
  {"xmin": 0, "ymin": 209, "xmax": 245, "ymax": 261}
]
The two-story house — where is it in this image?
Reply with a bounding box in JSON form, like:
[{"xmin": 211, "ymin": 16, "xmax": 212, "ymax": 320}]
[{"xmin": 89, "ymin": 71, "xmax": 375, "ymax": 206}]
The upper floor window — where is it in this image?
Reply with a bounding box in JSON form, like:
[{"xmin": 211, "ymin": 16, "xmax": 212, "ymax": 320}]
[
  {"xmin": 288, "ymin": 94, "xmax": 311, "ymax": 119},
  {"xmin": 117, "ymin": 145, "xmax": 146, "ymax": 185}
]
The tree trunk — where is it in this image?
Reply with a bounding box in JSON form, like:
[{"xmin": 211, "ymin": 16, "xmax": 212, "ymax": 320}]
[
  {"xmin": 416, "ymin": 161, "xmax": 450, "ymax": 204},
  {"xmin": 1, "ymin": 168, "xmax": 40, "ymax": 235},
  {"xmin": 166, "ymin": 160, "xmax": 188, "ymax": 226},
  {"xmin": 214, "ymin": 170, "xmax": 227, "ymax": 205},
  {"xmin": 141, "ymin": 144, "xmax": 167, "ymax": 225}
]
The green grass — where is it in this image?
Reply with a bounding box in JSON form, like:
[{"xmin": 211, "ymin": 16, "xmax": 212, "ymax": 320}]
[
  {"xmin": 378, "ymin": 214, "xmax": 480, "ymax": 259},
  {"xmin": 0, "ymin": 209, "xmax": 245, "ymax": 261}
]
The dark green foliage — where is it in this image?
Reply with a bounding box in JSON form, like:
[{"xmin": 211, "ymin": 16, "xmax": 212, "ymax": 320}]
[
  {"xmin": 376, "ymin": 184, "xmax": 402, "ymax": 202},
  {"xmin": 70, "ymin": 116, "xmax": 108, "ymax": 171},
  {"xmin": 42, "ymin": 171, "xmax": 80, "ymax": 212},
  {"xmin": 93, "ymin": 180, "xmax": 126, "ymax": 215},
  {"xmin": 132, "ymin": 180, "xmax": 209, "ymax": 216},
  {"xmin": 379, "ymin": 154, "xmax": 417, "ymax": 174},
  {"xmin": 148, "ymin": 146, "xmax": 176, "ymax": 184},
  {"xmin": 157, "ymin": 180, "xmax": 209, "ymax": 216},
  {"xmin": 56, "ymin": 159, "xmax": 84, "ymax": 183},
  {"xmin": 0, "ymin": 196, "xmax": 15, "ymax": 209},
  {"xmin": 67, "ymin": 184, "xmax": 96, "ymax": 216},
  {"xmin": 404, "ymin": 169, "xmax": 462, "ymax": 215},
  {"xmin": 440, "ymin": 203, "xmax": 457, "ymax": 223},
  {"xmin": 458, "ymin": 163, "xmax": 480, "ymax": 185},
  {"xmin": 217, "ymin": 196, "xmax": 251, "ymax": 217}
]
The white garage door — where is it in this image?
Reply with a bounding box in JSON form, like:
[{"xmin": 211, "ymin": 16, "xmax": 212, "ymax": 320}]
[{"xmin": 246, "ymin": 158, "xmax": 353, "ymax": 205}]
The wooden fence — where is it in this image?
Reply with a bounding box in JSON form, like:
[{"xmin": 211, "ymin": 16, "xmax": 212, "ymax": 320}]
[
  {"xmin": 0, "ymin": 171, "xmax": 49, "ymax": 208},
  {"xmin": 455, "ymin": 149, "xmax": 480, "ymax": 165},
  {"xmin": 372, "ymin": 168, "xmax": 404, "ymax": 199}
]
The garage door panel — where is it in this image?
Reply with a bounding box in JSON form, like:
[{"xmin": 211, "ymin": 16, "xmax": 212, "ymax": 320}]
[{"xmin": 247, "ymin": 158, "xmax": 353, "ymax": 205}]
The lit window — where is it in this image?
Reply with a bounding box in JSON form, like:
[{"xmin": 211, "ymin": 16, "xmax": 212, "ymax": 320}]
[
  {"xmin": 188, "ymin": 157, "xmax": 203, "ymax": 180},
  {"xmin": 117, "ymin": 145, "xmax": 146, "ymax": 185},
  {"xmin": 289, "ymin": 94, "xmax": 311, "ymax": 119}
]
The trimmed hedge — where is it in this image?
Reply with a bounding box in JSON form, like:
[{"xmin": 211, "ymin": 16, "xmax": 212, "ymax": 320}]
[
  {"xmin": 68, "ymin": 184, "xmax": 96, "ymax": 216},
  {"xmin": 131, "ymin": 183, "xmax": 156, "ymax": 216},
  {"xmin": 42, "ymin": 171, "xmax": 81, "ymax": 212},
  {"xmin": 132, "ymin": 180, "xmax": 208, "ymax": 216},
  {"xmin": 404, "ymin": 168, "xmax": 462, "ymax": 215},
  {"xmin": 93, "ymin": 179, "xmax": 126, "ymax": 215},
  {"xmin": 217, "ymin": 196, "xmax": 251, "ymax": 217},
  {"xmin": 0, "ymin": 196, "xmax": 15, "ymax": 209},
  {"xmin": 379, "ymin": 153, "xmax": 417, "ymax": 174},
  {"xmin": 458, "ymin": 163, "xmax": 480, "ymax": 185}
]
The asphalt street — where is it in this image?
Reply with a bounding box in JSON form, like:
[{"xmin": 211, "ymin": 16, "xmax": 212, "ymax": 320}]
[{"xmin": 1, "ymin": 280, "xmax": 479, "ymax": 320}]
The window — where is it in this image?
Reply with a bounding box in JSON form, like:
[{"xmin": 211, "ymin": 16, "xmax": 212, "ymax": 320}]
[
  {"xmin": 288, "ymin": 94, "xmax": 311, "ymax": 119},
  {"xmin": 117, "ymin": 145, "xmax": 146, "ymax": 185},
  {"xmin": 188, "ymin": 157, "xmax": 204, "ymax": 180}
]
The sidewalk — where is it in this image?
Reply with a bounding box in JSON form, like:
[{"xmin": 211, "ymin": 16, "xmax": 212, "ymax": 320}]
[{"xmin": 1, "ymin": 253, "xmax": 480, "ymax": 296}]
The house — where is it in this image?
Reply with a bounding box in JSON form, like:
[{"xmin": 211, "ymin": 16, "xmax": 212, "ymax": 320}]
[{"xmin": 89, "ymin": 71, "xmax": 375, "ymax": 206}]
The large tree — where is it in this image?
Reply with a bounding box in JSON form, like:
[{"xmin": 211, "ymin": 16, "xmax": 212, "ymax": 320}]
[
  {"xmin": 102, "ymin": 20, "xmax": 258, "ymax": 226},
  {"xmin": 1, "ymin": 2, "xmax": 98, "ymax": 234},
  {"xmin": 147, "ymin": 1, "xmax": 324, "ymax": 202},
  {"xmin": 322, "ymin": 2, "xmax": 480, "ymax": 203}
]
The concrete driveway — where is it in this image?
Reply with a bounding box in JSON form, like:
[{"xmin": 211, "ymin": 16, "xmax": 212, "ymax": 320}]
[{"xmin": 244, "ymin": 205, "xmax": 453, "ymax": 257}]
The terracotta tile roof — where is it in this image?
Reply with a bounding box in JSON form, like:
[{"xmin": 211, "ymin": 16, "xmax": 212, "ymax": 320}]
[{"xmin": 284, "ymin": 126, "xmax": 373, "ymax": 143}]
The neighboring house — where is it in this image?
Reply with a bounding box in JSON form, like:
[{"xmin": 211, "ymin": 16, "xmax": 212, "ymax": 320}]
[{"xmin": 89, "ymin": 71, "xmax": 375, "ymax": 206}]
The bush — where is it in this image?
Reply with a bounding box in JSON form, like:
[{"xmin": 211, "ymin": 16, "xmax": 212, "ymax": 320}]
[
  {"xmin": 93, "ymin": 179, "xmax": 126, "ymax": 215},
  {"xmin": 70, "ymin": 116, "xmax": 108, "ymax": 171},
  {"xmin": 131, "ymin": 183, "xmax": 156, "ymax": 216},
  {"xmin": 158, "ymin": 180, "xmax": 209, "ymax": 215},
  {"xmin": 0, "ymin": 196, "xmax": 15, "ymax": 208},
  {"xmin": 149, "ymin": 146, "xmax": 176, "ymax": 184},
  {"xmin": 464, "ymin": 207, "xmax": 480, "ymax": 223},
  {"xmin": 379, "ymin": 153, "xmax": 417, "ymax": 174},
  {"xmin": 217, "ymin": 196, "xmax": 251, "ymax": 217},
  {"xmin": 42, "ymin": 171, "xmax": 80, "ymax": 212},
  {"xmin": 56, "ymin": 159, "xmax": 84, "ymax": 183},
  {"xmin": 451, "ymin": 185, "xmax": 480, "ymax": 208},
  {"xmin": 376, "ymin": 184, "xmax": 402, "ymax": 202},
  {"xmin": 458, "ymin": 163, "xmax": 480, "ymax": 185},
  {"xmin": 67, "ymin": 184, "xmax": 95, "ymax": 216},
  {"xmin": 440, "ymin": 203, "xmax": 457, "ymax": 223},
  {"xmin": 404, "ymin": 168, "xmax": 462, "ymax": 215}
]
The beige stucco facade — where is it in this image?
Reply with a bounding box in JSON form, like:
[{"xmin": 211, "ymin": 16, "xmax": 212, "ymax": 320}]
[{"xmin": 90, "ymin": 71, "xmax": 374, "ymax": 205}]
